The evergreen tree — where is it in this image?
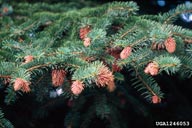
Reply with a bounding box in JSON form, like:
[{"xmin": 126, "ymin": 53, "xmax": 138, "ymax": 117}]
[{"xmin": 0, "ymin": 1, "xmax": 192, "ymax": 127}]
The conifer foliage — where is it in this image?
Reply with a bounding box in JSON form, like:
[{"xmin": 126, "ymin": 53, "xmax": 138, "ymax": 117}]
[{"xmin": 0, "ymin": 0, "xmax": 192, "ymax": 127}]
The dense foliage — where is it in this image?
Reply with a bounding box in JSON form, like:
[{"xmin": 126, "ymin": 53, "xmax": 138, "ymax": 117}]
[{"xmin": 0, "ymin": 1, "xmax": 192, "ymax": 127}]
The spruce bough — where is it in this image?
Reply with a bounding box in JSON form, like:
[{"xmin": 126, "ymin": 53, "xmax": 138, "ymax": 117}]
[{"xmin": 0, "ymin": 1, "xmax": 192, "ymax": 127}]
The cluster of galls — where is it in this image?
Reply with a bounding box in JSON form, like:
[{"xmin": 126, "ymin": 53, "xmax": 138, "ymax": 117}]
[
  {"xmin": 107, "ymin": 46, "xmax": 132, "ymax": 72},
  {"xmin": 51, "ymin": 69, "xmax": 85, "ymax": 96},
  {"xmin": 12, "ymin": 55, "xmax": 34, "ymax": 92},
  {"xmin": 151, "ymin": 37, "xmax": 176, "ymax": 53},
  {"xmin": 79, "ymin": 25, "xmax": 133, "ymax": 71},
  {"xmin": 79, "ymin": 25, "xmax": 92, "ymax": 47},
  {"xmin": 12, "ymin": 31, "xmax": 176, "ymax": 101},
  {"xmin": 146, "ymin": 37, "xmax": 176, "ymax": 76},
  {"xmin": 107, "ymin": 46, "xmax": 162, "ymax": 104},
  {"xmin": 11, "ymin": 51, "xmax": 116, "ymax": 96},
  {"xmin": 51, "ymin": 65, "xmax": 115, "ymax": 96},
  {"xmin": 146, "ymin": 37, "xmax": 177, "ymax": 104}
]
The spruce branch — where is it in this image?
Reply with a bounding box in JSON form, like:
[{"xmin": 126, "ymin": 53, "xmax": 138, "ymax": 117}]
[
  {"xmin": 0, "ymin": 108, "xmax": 13, "ymax": 128},
  {"xmin": 130, "ymin": 36, "xmax": 147, "ymax": 47},
  {"xmin": 34, "ymin": 75, "xmax": 44, "ymax": 85},
  {"xmin": 134, "ymin": 68, "xmax": 156, "ymax": 96},
  {"xmin": 162, "ymin": 3, "xmax": 192, "ymax": 24},
  {"xmin": 173, "ymin": 32, "xmax": 192, "ymax": 42},
  {"xmin": 131, "ymin": 65, "xmax": 164, "ymax": 103},
  {"xmin": 164, "ymin": 10, "xmax": 192, "ymax": 24},
  {"xmin": 118, "ymin": 25, "xmax": 137, "ymax": 39},
  {"xmin": 0, "ymin": 75, "xmax": 11, "ymax": 78},
  {"xmin": 0, "ymin": 1, "xmax": 192, "ymax": 127},
  {"xmin": 26, "ymin": 63, "xmax": 51, "ymax": 72},
  {"xmin": 154, "ymin": 55, "xmax": 181, "ymax": 75}
]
